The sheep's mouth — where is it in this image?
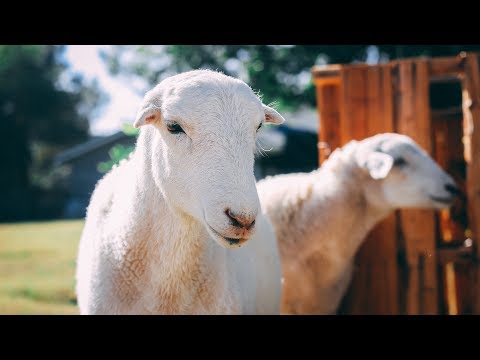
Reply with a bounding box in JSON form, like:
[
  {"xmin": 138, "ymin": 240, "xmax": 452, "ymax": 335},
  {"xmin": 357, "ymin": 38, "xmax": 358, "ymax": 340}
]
[
  {"xmin": 429, "ymin": 194, "xmax": 455, "ymax": 205},
  {"xmin": 207, "ymin": 225, "xmax": 249, "ymax": 248}
]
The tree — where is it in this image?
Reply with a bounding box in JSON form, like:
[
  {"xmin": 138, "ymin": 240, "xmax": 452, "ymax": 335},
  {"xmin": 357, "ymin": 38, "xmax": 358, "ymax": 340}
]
[
  {"xmin": 0, "ymin": 45, "xmax": 105, "ymax": 221},
  {"xmin": 102, "ymin": 45, "xmax": 480, "ymax": 112}
]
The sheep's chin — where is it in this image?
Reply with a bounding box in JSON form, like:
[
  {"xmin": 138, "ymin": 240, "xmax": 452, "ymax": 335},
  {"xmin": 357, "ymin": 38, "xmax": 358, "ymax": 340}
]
[
  {"xmin": 428, "ymin": 194, "xmax": 455, "ymax": 208},
  {"xmin": 205, "ymin": 225, "xmax": 250, "ymax": 249}
]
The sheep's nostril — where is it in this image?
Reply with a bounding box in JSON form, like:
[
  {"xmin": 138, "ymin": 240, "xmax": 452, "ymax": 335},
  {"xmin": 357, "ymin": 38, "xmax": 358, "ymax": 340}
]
[
  {"xmin": 445, "ymin": 183, "xmax": 461, "ymax": 196},
  {"xmin": 225, "ymin": 209, "xmax": 256, "ymax": 229}
]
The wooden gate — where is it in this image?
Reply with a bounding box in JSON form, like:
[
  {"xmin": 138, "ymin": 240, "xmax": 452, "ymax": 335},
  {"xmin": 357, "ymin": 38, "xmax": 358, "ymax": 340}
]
[{"xmin": 311, "ymin": 52, "xmax": 480, "ymax": 314}]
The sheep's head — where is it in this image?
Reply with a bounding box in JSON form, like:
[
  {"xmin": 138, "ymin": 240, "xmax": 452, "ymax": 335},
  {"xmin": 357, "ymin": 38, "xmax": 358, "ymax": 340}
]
[
  {"xmin": 354, "ymin": 133, "xmax": 460, "ymax": 210},
  {"xmin": 134, "ymin": 70, "xmax": 285, "ymax": 248}
]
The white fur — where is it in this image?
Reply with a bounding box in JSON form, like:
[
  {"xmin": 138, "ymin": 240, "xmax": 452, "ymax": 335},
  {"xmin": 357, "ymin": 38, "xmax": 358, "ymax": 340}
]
[
  {"xmin": 257, "ymin": 133, "xmax": 458, "ymax": 315},
  {"xmin": 76, "ymin": 70, "xmax": 284, "ymax": 314}
]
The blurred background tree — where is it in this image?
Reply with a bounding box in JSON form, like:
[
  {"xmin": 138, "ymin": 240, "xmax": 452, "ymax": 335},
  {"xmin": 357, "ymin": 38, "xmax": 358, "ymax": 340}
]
[
  {"xmin": 0, "ymin": 45, "xmax": 106, "ymax": 221},
  {"xmin": 102, "ymin": 45, "xmax": 480, "ymax": 112}
]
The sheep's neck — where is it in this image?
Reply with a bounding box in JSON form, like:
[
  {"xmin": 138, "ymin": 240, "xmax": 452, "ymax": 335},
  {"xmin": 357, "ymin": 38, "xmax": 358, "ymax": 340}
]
[
  {"xmin": 309, "ymin": 166, "xmax": 392, "ymax": 267},
  {"xmin": 125, "ymin": 148, "xmax": 223, "ymax": 313}
]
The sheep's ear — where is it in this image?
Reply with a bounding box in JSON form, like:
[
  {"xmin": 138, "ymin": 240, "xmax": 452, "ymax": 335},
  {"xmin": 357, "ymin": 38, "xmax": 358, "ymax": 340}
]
[
  {"xmin": 362, "ymin": 152, "xmax": 394, "ymax": 180},
  {"xmin": 134, "ymin": 103, "xmax": 161, "ymax": 128},
  {"xmin": 263, "ymin": 104, "xmax": 285, "ymax": 125}
]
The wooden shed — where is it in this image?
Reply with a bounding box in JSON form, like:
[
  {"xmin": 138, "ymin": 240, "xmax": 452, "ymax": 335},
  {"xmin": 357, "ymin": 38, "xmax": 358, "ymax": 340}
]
[{"xmin": 311, "ymin": 52, "xmax": 480, "ymax": 314}]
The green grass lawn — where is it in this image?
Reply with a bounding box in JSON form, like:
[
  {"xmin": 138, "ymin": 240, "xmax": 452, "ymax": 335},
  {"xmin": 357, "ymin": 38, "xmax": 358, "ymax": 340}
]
[{"xmin": 0, "ymin": 220, "xmax": 84, "ymax": 314}]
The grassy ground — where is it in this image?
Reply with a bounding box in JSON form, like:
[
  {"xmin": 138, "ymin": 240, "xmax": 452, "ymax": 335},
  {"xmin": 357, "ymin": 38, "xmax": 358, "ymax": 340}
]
[{"xmin": 0, "ymin": 220, "xmax": 84, "ymax": 314}]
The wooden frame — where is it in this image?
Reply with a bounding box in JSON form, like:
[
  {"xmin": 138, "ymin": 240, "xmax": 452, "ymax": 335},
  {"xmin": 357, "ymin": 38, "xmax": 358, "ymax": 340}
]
[{"xmin": 312, "ymin": 53, "xmax": 480, "ymax": 314}]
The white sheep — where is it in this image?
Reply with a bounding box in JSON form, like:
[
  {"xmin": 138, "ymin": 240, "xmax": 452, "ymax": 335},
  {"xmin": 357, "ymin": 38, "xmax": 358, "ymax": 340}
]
[
  {"xmin": 75, "ymin": 69, "xmax": 286, "ymax": 314},
  {"xmin": 257, "ymin": 133, "xmax": 460, "ymax": 315}
]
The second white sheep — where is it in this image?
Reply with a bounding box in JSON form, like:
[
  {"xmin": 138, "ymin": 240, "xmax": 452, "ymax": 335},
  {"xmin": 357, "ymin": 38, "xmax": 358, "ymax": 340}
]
[{"xmin": 257, "ymin": 133, "xmax": 460, "ymax": 315}]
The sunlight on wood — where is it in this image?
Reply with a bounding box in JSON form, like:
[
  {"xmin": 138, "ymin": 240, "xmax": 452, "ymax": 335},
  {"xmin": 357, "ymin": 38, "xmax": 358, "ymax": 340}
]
[{"xmin": 445, "ymin": 262, "xmax": 458, "ymax": 315}]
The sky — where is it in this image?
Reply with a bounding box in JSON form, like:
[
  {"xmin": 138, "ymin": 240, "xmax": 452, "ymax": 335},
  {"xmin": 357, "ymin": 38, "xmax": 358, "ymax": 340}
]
[{"xmin": 64, "ymin": 45, "xmax": 142, "ymax": 136}]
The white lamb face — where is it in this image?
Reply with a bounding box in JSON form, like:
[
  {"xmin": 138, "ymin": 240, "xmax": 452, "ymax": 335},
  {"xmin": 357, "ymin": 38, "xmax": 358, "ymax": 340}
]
[
  {"xmin": 357, "ymin": 133, "xmax": 460, "ymax": 210},
  {"xmin": 134, "ymin": 70, "xmax": 284, "ymax": 248}
]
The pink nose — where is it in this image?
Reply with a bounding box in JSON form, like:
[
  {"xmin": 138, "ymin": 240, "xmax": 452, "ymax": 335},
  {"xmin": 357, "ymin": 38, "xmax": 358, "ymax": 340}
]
[{"xmin": 225, "ymin": 209, "xmax": 256, "ymax": 230}]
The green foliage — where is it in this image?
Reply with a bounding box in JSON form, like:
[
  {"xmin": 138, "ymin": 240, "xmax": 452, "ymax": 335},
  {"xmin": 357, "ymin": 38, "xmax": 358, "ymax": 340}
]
[
  {"xmin": 0, "ymin": 45, "xmax": 105, "ymax": 220},
  {"xmin": 97, "ymin": 123, "xmax": 139, "ymax": 173},
  {"xmin": 97, "ymin": 143, "xmax": 135, "ymax": 173},
  {"xmin": 102, "ymin": 45, "xmax": 480, "ymax": 113},
  {"xmin": 121, "ymin": 123, "xmax": 140, "ymax": 136}
]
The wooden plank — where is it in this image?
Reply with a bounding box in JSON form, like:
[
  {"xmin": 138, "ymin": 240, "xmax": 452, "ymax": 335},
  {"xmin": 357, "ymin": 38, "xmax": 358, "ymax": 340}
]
[
  {"xmin": 340, "ymin": 65, "xmax": 369, "ymax": 314},
  {"xmin": 446, "ymin": 111, "xmax": 468, "ymax": 169},
  {"xmin": 379, "ymin": 64, "xmax": 395, "ymax": 132},
  {"xmin": 430, "ymin": 75, "xmax": 464, "ymax": 84},
  {"xmin": 406, "ymin": 256, "xmax": 420, "ymax": 314},
  {"xmin": 312, "ymin": 64, "xmax": 341, "ymax": 79},
  {"xmin": 341, "ymin": 67, "xmax": 358, "ymax": 131},
  {"xmin": 361, "ymin": 216, "xmax": 398, "ymax": 313},
  {"xmin": 461, "ymin": 53, "xmax": 480, "ymax": 314},
  {"xmin": 336, "ymin": 65, "xmax": 370, "ymax": 314},
  {"xmin": 339, "ymin": 66, "xmax": 368, "ymax": 144},
  {"xmin": 315, "ymin": 84, "xmax": 341, "ymax": 165},
  {"xmin": 445, "ymin": 262, "xmax": 459, "ymax": 314},
  {"xmin": 312, "ymin": 55, "xmax": 465, "ymax": 84},
  {"xmin": 416, "ymin": 59, "xmax": 439, "ymax": 315},
  {"xmin": 353, "ymin": 68, "xmax": 369, "ymax": 140},
  {"xmin": 414, "ymin": 60, "xmax": 434, "ymax": 151},
  {"xmin": 455, "ymin": 262, "xmax": 475, "ymax": 314},
  {"xmin": 431, "ymin": 107, "xmax": 463, "ymax": 118},
  {"xmin": 395, "ymin": 60, "xmax": 420, "ymax": 314},
  {"xmin": 312, "ymin": 66, "xmax": 341, "ymax": 92},
  {"xmin": 318, "ymin": 63, "xmax": 401, "ymax": 314},
  {"xmin": 339, "ymin": 64, "xmax": 400, "ymax": 314},
  {"xmin": 432, "ymin": 108, "xmax": 470, "ymax": 314},
  {"xmin": 432, "ymin": 115, "xmax": 450, "ymax": 171},
  {"xmin": 429, "ymin": 55, "xmax": 465, "ymax": 78},
  {"xmin": 438, "ymin": 263, "xmax": 449, "ymax": 314},
  {"xmin": 437, "ymin": 245, "xmax": 473, "ymax": 264},
  {"xmin": 366, "ymin": 65, "xmax": 382, "ymax": 135},
  {"xmin": 396, "ymin": 59, "xmax": 439, "ymax": 314},
  {"xmin": 400, "ymin": 209, "xmax": 438, "ymax": 315},
  {"xmin": 447, "ymin": 114, "xmax": 471, "ymax": 315},
  {"xmin": 361, "ymin": 63, "xmax": 398, "ymax": 311},
  {"xmin": 431, "ymin": 111, "xmax": 455, "ymax": 314},
  {"xmin": 313, "ymin": 77, "xmax": 341, "ymax": 87},
  {"xmin": 376, "ymin": 64, "xmax": 400, "ymax": 314}
]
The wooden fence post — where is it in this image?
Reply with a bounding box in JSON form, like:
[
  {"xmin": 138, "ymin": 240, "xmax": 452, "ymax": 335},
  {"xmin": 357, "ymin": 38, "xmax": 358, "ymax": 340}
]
[
  {"xmin": 337, "ymin": 64, "xmax": 399, "ymax": 314},
  {"xmin": 395, "ymin": 58, "xmax": 439, "ymax": 314},
  {"xmin": 312, "ymin": 65, "xmax": 341, "ymax": 166},
  {"xmin": 461, "ymin": 53, "xmax": 480, "ymax": 314}
]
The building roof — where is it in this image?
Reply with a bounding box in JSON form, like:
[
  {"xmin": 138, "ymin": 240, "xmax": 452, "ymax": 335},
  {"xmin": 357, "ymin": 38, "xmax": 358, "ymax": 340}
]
[
  {"xmin": 53, "ymin": 131, "xmax": 133, "ymax": 166},
  {"xmin": 53, "ymin": 125, "xmax": 318, "ymax": 167}
]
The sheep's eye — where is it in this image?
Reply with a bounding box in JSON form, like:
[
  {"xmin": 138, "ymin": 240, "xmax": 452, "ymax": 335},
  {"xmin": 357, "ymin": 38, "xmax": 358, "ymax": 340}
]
[
  {"xmin": 256, "ymin": 122, "xmax": 263, "ymax": 132},
  {"xmin": 393, "ymin": 157, "xmax": 407, "ymax": 167},
  {"xmin": 166, "ymin": 122, "xmax": 185, "ymax": 135}
]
